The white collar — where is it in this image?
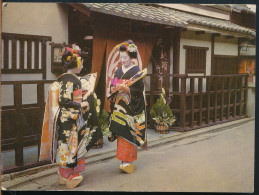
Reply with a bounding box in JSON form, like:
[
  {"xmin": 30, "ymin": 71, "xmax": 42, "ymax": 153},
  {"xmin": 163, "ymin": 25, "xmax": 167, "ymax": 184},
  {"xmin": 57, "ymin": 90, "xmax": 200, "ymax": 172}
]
[{"xmin": 122, "ymin": 64, "xmax": 135, "ymax": 74}]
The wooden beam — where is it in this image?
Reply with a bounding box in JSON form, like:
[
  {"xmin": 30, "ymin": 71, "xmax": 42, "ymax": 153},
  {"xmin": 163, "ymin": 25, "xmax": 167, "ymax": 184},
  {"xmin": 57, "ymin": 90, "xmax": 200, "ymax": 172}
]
[
  {"xmin": 226, "ymin": 35, "xmax": 234, "ymax": 39},
  {"xmin": 212, "ymin": 33, "xmax": 221, "ymax": 36},
  {"xmin": 68, "ymin": 3, "xmax": 90, "ymax": 17},
  {"xmin": 196, "ymin": 31, "xmax": 205, "ymax": 35}
]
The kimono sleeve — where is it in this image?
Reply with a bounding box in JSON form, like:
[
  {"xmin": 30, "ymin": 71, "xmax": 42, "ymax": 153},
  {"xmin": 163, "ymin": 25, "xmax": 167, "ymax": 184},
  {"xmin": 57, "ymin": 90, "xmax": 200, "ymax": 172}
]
[{"xmin": 128, "ymin": 78, "xmax": 145, "ymax": 115}]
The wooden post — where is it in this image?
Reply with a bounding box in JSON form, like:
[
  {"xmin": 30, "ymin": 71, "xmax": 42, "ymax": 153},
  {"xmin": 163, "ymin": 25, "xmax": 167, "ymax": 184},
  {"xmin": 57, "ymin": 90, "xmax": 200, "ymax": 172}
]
[
  {"xmin": 173, "ymin": 29, "xmax": 181, "ymax": 92},
  {"xmin": 14, "ymin": 84, "xmax": 24, "ymax": 166},
  {"xmin": 27, "ymin": 40, "xmax": 32, "ymax": 70},
  {"xmin": 190, "ymin": 78, "xmax": 194, "ymax": 127},
  {"xmin": 12, "ymin": 37, "xmax": 17, "ymax": 70},
  {"xmin": 233, "ymin": 77, "xmax": 237, "ymax": 117},
  {"xmin": 180, "ymin": 77, "xmax": 186, "ymax": 129},
  {"xmin": 213, "ymin": 77, "xmax": 218, "ymax": 122},
  {"xmin": 41, "ymin": 38, "xmax": 47, "ymax": 79},
  {"xmin": 227, "ymin": 77, "xmax": 232, "ymax": 119},
  {"xmin": 3, "ymin": 37, "xmax": 9, "ymax": 69},
  {"xmin": 198, "ymin": 77, "xmax": 203, "ymax": 125},
  {"xmin": 37, "ymin": 83, "xmax": 45, "ymax": 160},
  {"xmin": 206, "ymin": 77, "xmax": 211, "ymax": 124},
  {"xmin": 20, "ymin": 39, "xmax": 25, "ymax": 70},
  {"xmin": 220, "ymin": 77, "xmax": 225, "ymax": 121},
  {"xmin": 239, "ymin": 76, "xmax": 243, "ymax": 117},
  {"xmin": 244, "ymin": 75, "xmax": 248, "ymax": 116},
  {"xmin": 34, "ymin": 40, "xmax": 39, "ymax": 69}
]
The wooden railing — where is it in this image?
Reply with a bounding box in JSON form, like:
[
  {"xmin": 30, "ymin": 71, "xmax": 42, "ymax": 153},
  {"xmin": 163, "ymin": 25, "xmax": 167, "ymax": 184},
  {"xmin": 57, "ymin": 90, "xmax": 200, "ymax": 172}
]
[
  {"xmin": 1, "ymin": 74, "xmax": 248, "ymax": 173},
  {"xmin": 145, "ymin": 73, "xmax": 249, "ymax": 131},
  {"xmin": 1, "ymin": 33, "xmax": 52, "ymax": 79},
  {"xmin": 1, "ymin": 80, "xmax": 55, "ymax": 174}
]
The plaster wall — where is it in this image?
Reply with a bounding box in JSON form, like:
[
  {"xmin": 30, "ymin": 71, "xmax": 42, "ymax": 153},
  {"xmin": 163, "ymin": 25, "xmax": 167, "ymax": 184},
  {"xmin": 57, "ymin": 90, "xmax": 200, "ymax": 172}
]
[{"xmin": 1, "ymin": 3, "xmax": 68, "ymax": 106}]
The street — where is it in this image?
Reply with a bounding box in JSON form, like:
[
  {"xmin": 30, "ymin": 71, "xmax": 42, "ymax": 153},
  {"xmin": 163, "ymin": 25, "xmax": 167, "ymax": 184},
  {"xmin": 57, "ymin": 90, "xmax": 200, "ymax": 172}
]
[{"xmin": 11, "ymin": 120, "xmax": 254, "ymax": 192}]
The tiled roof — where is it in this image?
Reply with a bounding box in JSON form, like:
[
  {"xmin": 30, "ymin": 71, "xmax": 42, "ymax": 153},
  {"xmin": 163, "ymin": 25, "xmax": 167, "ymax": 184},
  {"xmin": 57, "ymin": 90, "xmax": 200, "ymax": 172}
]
[
  {"xmin": 82, "ymin": 3, "xmax": 188, "ymax": 28},
  {"xmin": 82, "ymin": 3, "xmax": 255, "ymax": 38},
  {"xmin": 161, "ymin": 6, "xmax": 256, "ymax": 37}
]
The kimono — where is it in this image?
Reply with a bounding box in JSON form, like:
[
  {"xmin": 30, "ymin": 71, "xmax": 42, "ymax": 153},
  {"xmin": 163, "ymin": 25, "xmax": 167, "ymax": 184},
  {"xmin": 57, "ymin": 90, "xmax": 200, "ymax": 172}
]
[
  {"xmin": 39, "ymin": 73, "xmax": 102, "ymax": 168},
  {"xmin": 109, "ymin": 65, "xmax": 147, "ymax": 149}
]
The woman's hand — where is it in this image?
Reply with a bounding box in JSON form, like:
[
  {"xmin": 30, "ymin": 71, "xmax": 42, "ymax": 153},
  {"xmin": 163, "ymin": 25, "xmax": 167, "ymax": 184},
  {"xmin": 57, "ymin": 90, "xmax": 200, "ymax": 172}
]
[
  {"xmin": 115, "ymin": 84, "xmax": 130, "ymax": 94},
  {"xmin": 111, "ymin": 86, "xmax": 117, "ymax": 94},
  {"xmin": 81, "ymin": 101, "xmax": 89, "ymax": 108}
]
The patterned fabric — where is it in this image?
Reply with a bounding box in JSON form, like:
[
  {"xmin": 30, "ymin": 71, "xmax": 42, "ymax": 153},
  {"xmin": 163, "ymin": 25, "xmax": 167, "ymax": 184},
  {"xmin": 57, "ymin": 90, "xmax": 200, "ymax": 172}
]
[
  {"xmin": 109, "ymin": 65, "xmax": 146, "ymax": 147},
  {"xmin": 116, "ymin": 136, "xmax": 137, "ymax": 162},
  {"xmin": 55, "ymin": 73, "xmax": 102, "ymax": 168},
  {"xmin": 59, "ymin": 158, "xmax": 85, "ymax": 179}
]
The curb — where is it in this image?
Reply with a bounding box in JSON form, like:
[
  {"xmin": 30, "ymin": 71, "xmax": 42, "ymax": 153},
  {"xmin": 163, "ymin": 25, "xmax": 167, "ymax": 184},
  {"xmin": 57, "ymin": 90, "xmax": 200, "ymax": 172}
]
[{"xmin": 1, "ymin": 117, "xmax": 254, "ymax": 189}]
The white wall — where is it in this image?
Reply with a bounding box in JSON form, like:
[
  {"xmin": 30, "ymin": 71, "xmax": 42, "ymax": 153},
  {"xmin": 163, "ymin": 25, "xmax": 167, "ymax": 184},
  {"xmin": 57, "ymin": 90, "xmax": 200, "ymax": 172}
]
[
  {"xmin": 1, "ymin": 3, "xmax": 68, "ymax": 106},
  {"xmin": 214, "ymin": 36, "xmax": 238, "ymax": 56}
]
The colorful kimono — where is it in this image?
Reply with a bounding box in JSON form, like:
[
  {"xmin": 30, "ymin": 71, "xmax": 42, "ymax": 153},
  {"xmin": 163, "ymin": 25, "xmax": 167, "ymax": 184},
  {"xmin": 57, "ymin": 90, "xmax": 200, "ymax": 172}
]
[
  {"xmin": 40, "ymin": 73, "xmax": 102, "ymax": 169},
  {"xmin": 109, "ymin": 65, "xmax": 147, "ymax": 151}
]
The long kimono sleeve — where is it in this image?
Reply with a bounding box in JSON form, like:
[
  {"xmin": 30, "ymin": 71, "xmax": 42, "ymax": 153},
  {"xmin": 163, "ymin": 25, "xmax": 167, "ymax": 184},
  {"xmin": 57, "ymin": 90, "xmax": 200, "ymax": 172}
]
[
  {"xmin": 59, "ymin": 80, "xmax": 81, "ymax": 110},
  {"xmin": 128, "ymin": 78, "xmax": 145, "ymax": 115}
]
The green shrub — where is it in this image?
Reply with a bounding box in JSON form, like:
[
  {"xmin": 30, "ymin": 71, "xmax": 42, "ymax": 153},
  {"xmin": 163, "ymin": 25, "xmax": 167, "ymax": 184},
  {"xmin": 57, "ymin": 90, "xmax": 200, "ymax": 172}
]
[{"xmin": 150, "ymin": 88, "xmax": 176, "ymax": 127}]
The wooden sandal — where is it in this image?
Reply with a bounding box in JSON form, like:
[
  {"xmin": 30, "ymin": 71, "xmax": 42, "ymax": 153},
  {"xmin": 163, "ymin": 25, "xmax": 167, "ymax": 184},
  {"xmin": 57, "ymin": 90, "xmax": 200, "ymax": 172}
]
[{"xmin": 65, "ymin": 176, "xmax": 84, "ymax": 189}]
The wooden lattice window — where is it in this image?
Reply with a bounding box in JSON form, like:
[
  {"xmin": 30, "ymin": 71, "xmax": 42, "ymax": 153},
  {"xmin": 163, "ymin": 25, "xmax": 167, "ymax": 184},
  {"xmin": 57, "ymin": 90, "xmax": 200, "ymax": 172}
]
[
  {"xmin": 183, "ymin": 45, "xmax": 209, "ymax": 74},
  {"xmin": 1, "ymin": 33, "xmax": 52, "ymax": 79}
]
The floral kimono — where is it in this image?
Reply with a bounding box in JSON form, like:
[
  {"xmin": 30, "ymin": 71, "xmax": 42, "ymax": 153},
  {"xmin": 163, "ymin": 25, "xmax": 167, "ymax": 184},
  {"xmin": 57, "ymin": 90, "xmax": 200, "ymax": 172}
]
[
  {"xmin": 109, "ymin": 65, "xmax": 147, "ymax": 148},
  {"xmin": 40, "ymin": 73, "xmax": 102, "ymax": 168}
]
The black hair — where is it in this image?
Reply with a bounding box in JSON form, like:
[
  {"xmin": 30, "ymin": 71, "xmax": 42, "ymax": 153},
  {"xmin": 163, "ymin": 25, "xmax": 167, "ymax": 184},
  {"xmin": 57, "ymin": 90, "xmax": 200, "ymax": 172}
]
[
  {"xmin": 119, "ymin": 40, "xmax": 137, "ymax": 59},
  {"xmin": 62, "ymin": 47, "xmax": 87, "ymax": 69},
  {"xmin": 62, "ymin": 48, "xmax": 78, "ymax": 69}
]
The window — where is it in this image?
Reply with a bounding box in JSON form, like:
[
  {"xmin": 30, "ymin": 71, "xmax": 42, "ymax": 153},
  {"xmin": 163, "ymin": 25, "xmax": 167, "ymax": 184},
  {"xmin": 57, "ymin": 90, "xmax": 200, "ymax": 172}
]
[
  {"xmin": 1, "ymin": 33, "xmax": 52, "ymax": 79},
  {"xmin": 183, "ymin": 45, "xmax": 209, "ymax": 74}
]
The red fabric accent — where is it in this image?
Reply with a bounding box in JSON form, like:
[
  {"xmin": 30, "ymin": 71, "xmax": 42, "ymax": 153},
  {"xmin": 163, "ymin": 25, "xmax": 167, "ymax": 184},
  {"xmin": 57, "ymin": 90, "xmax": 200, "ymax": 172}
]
[
  {"xmin": 73, "ymin": 89, "xmax": 82, "ymax": 96},
  {"xmin": 59, "ymin": 166, "xmax": 74, "ymax": 179},
  {"xmin": 59, "ymin": 158, "xmax": 85, "ymax": 179},
  {"xmin": 116, "ymin": 136, "xmax": 137, "ymax": 162}
]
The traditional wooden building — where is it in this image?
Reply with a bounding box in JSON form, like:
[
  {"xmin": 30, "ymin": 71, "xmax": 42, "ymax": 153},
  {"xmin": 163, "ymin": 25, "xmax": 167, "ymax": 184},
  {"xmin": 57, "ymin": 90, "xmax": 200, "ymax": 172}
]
[{"xmin": 1, "ymin": 3, "xmax": 255, "ymax": 173}]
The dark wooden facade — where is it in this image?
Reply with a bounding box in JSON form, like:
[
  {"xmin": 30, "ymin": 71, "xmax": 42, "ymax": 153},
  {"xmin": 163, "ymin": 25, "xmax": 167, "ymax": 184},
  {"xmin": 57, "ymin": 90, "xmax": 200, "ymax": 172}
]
[
  {"xmin": 1, "ymin": 80, "xmax": 54, "ymax": 173},
  {"xmin": 146, "ymin": 73, "xmax": 249, "ymax": 131}
]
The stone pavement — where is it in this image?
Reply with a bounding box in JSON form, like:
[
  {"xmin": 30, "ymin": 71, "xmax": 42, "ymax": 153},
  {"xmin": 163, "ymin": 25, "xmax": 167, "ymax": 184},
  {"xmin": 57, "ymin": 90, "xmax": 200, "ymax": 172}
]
[{"xmin": 1, "ymin": 117, "xmax": 254, "ymax": 190}]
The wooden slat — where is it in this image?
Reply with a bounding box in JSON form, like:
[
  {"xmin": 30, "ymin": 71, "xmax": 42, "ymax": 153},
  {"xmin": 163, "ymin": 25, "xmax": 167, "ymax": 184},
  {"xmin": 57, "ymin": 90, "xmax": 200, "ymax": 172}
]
[
  {"xmin": 198, "ymin": 78, "xmax": 203, "ymax": 125},
  {"xmin": 213, "ymin": 77, "xmax": 218, "ymax": 122},
  {"xmin": 37, "ymin": 83, "xmax": 45, "ymax": 160},
  {"xmin": 206, "ymin": 77, "xmax": 211, "ymax": 124},
  {"xmin": 233, "ymin": 77, "xmax": 237, "ymax": 117},
  {"xmin": 190, "ymin": 78, "xmax": 195, "ymax": 127},
  {"xmin": 34, "ymin": 40, "xmax": 39, "ymax": 69},
  {"xmin": 220, "ymin": 77, "xmax": 225, "ymax": 120},
  {"xmin": 27, "ymin": 40, "xmax": 32, "ymax": 70},
  {"xmin": 227, "ymin": 77, "xmax": 232, "ymax": 119},
  {"xmin": 41, "ymin": 39, "xmax": 47, "ymax": 79},
  {"xmin": 20, "ymin": 39, "xmax": 25, "ymax": 70},
  {"xmin": 4, "ymin": 37, "xmax": 9, "ymax": 69},
  {"xmin": 12, "ymin": 38, "xmax": 17, "ymax": 69},
  {"xmin": 180, "ymin": 77, "xmax": 186, "ymax": 128},
  {"xmin": 244, "ymin": 76, "xmax": 248, "ymax": 116},
  {"xmin": 14, "ymin": 84, "xmax": 24, "ymax": 166},
  {"xmin": 239, "ymin": 76, "xmax": 243, "ymax": 117}
]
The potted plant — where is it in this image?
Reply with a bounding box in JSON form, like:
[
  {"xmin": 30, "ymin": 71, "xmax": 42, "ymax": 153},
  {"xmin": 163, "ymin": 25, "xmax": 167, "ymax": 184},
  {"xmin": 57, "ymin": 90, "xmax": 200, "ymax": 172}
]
[
  {"xmin": 150, "ymin": 88, "xmax": 176, "ymax": 134},
  {"xmin": 92, "ymin": 93, "xmax": 109, "ymax": 149}
]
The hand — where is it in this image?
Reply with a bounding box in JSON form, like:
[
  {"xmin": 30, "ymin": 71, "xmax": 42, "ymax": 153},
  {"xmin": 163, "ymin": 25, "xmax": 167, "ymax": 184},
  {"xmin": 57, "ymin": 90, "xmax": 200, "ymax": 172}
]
[
  {"xmin": 81, "ymin": 101, "xmax": 89, "ymax": 108},
  {"xmin": 116, "ymin": 84, "xmax": 129, "ymax": 94},
  {"xmin": 111, "ymin": 87, "xmax": 117, "ymax": 94}
]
